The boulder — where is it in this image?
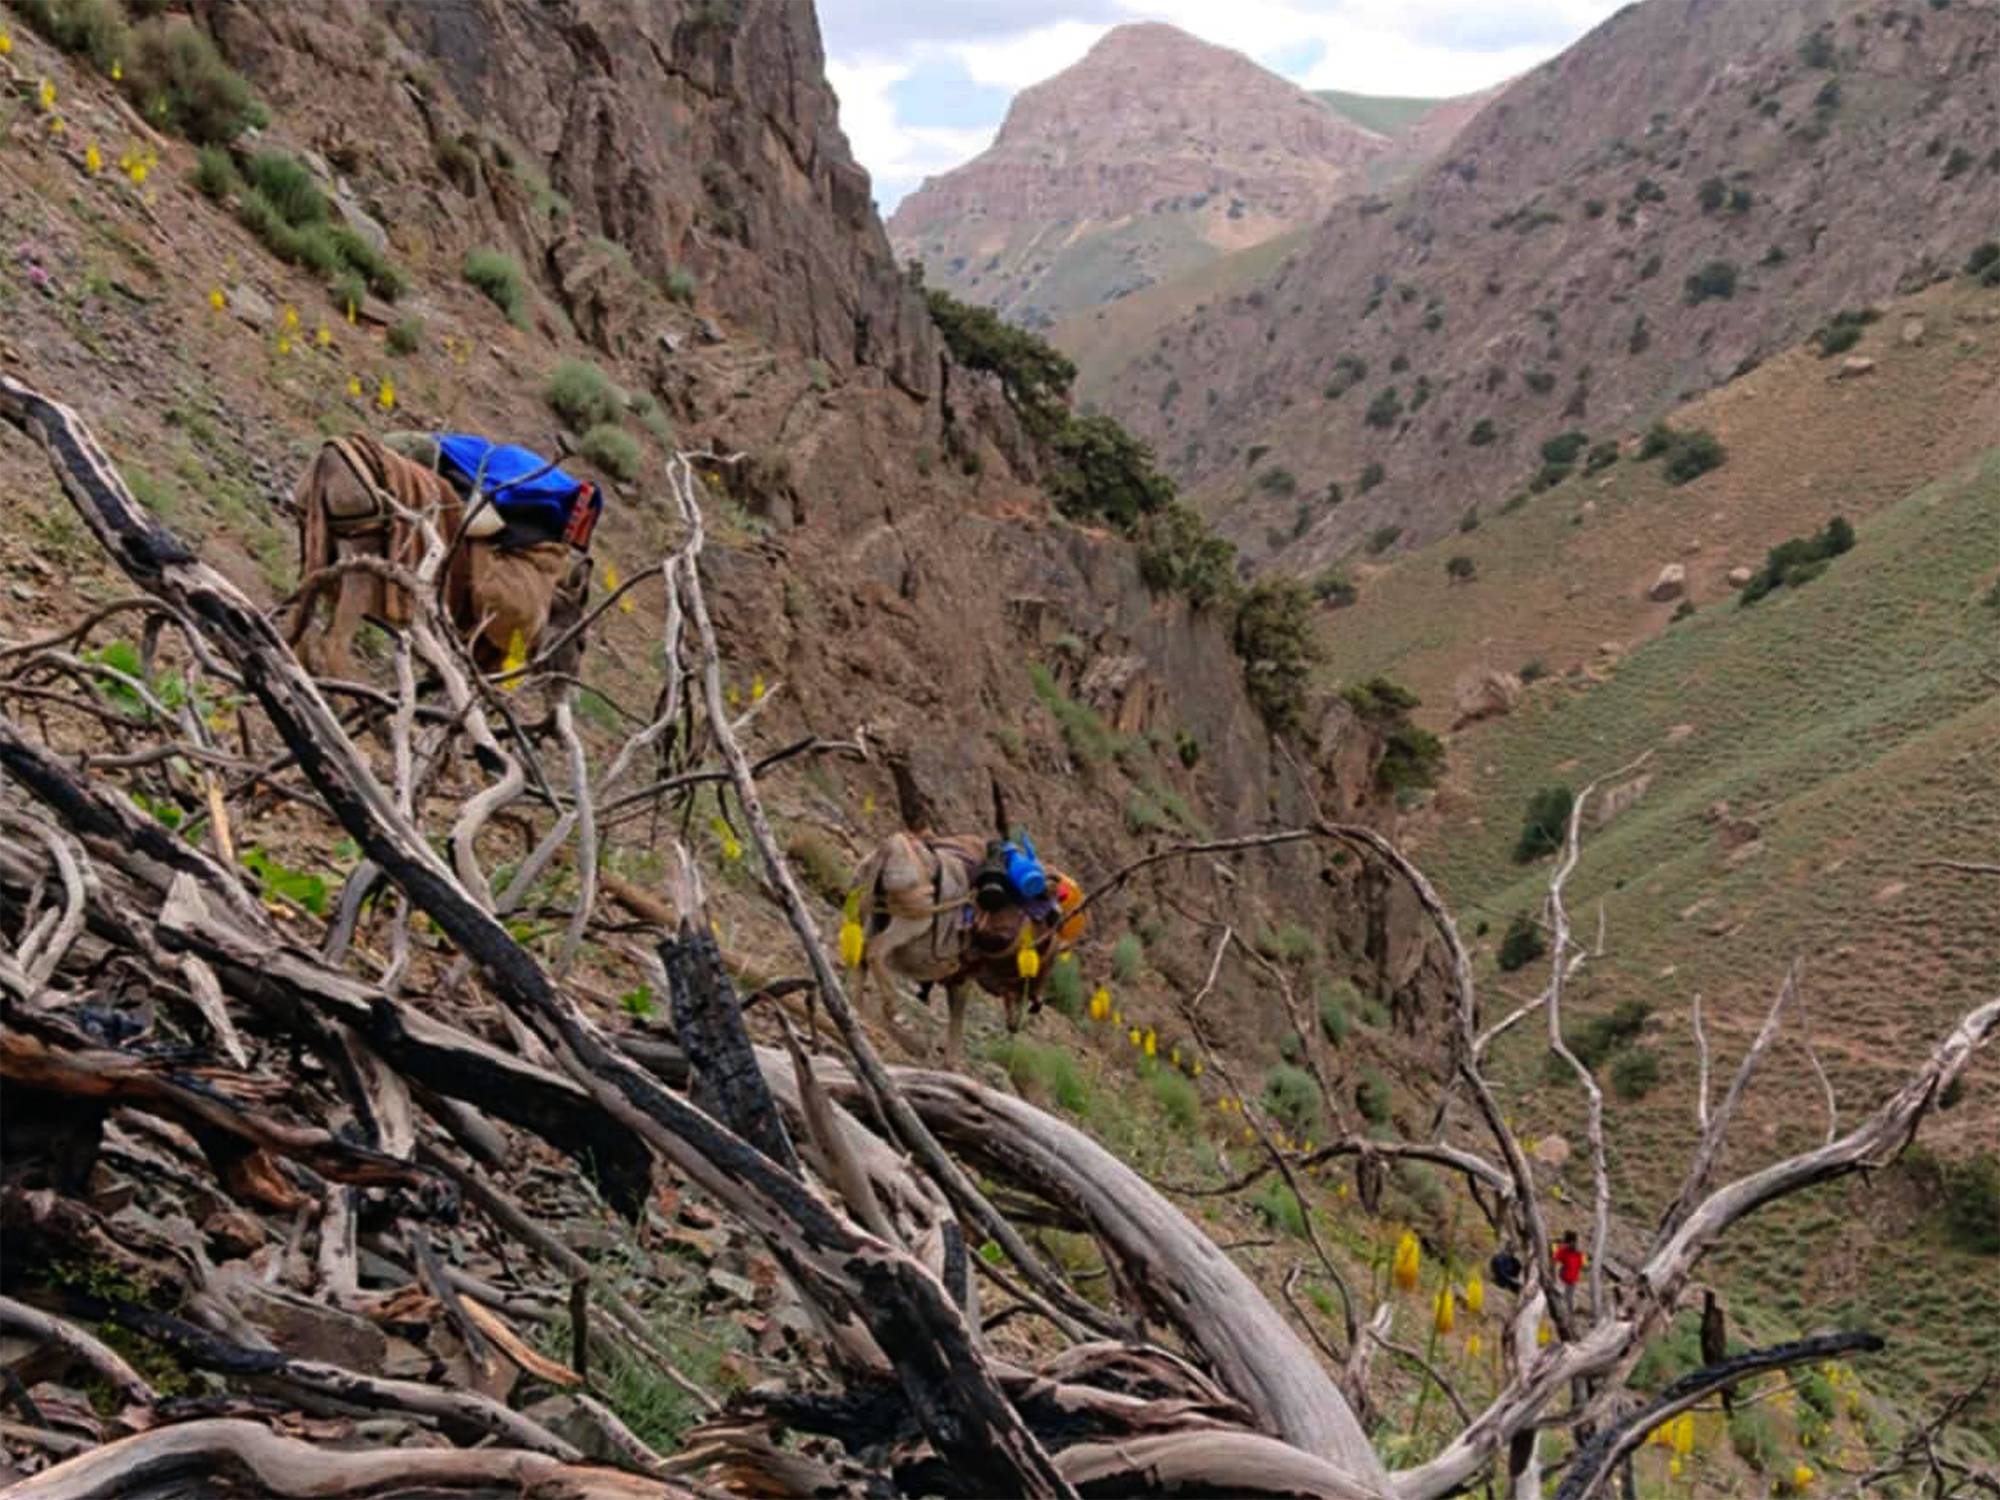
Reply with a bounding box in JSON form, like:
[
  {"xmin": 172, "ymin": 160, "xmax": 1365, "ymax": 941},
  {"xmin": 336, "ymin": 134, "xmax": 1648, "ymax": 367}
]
[
  {"xmin": 1648, "ymin": 562, "xmax": 1686, "ymax": 602},
  {"xmin": 1451, "ymin": 669, "xmax": 1523, "ymax": 730},
  {"xmin": 1726, "ymin": 565, "xmax": 1754, "ymax": 587},
  {"xmin": 1900, "ymin": 316, "xmax": 1926, "ymax": 347},
  {"xmin": 1597, "ymin": 772, "xmax": 1653, "ymax": 827},
  {"xmin": 1837, "ymin": 355, "xmax": 1877, "ymax": 379},
  {"xmin": 1665, "ymin": 723, "xmax": 1696, "ymax": 743}
]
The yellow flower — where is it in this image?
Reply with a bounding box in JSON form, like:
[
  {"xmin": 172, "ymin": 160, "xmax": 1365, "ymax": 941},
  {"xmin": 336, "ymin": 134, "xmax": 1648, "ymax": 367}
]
[
  {"xmin": 1089, "ymin": 986, "xmax": 1110, "ymax": 1021},
  {"xmin": 127, "ymin": 159, "xmax": 147, "ymax": 185},
  {"xmin": 276, "ymin": 336, "xmax": 292, "ymax": 356},
  {"xmin": 1169, "ymin": 1045, "xmax": 1180, "ymax": 1067},
  {"xmin": 1336, "ymin": 1182, "xmax": 1349, "ymax": 1200},
  {"xmin": 84, "ymin": 143, "xmax": 102, "ymax": 174},
  {"xmin": 109, "ymin": 59, "xmax": 120, "ymax": 80},
  {"xmin": 1242, "ymin": 1126, "xmax": 1255, "ymax": 1143},
  {"xmin": 1392, "ymin": 1230, "xmax": 1421, "ymax": 1292},
  {"xmin": 1191, "ymin": 1061, "xmax": 1202, "ymax": 1077},
  {"xmin": 209, "ymin": 287, "xmax": 225, "ymax": 311},
  {"xmin": 1668, "ymin": 1457, "xmax": 1682, "ymax": 1479},
  {"xmin": 283, "ymin": 305, "xmax": 299, "ymax": 330},
  {"xmin": 1465, "ymin": 1271, "xmax": 1485, "ymax": 1316},
  {"xmin": 862, "ymin": 792, "xmax": 876, "ymax": 815},
  {"xmin": 1433, "ymin": 1287, "xmax": 1455, "ymax": 1335},
  {"xmin": 725, "ymin": 684, "xmax": 742, "ymax": 708},
  {"xmin": 377, "ymin": 375, "xmax": 395, "ymax": 411},
  {"xmin": 346, "ymin": 299, "xmax": 357, "ymax": 325},
  {"xmin": 603, "ymin": 561, "xmax": 621, "ymax": 592},
  {"xmin": 838, "ymin": 891, "xmax": 865, "ymax": 969},
  {"xmin": 709, "ymin": 816, "xmax": 742, "ymax": 862},
  {"xmin": 1466, "ymin": 1333, "xmax": 1481, "ymax": 1359},
  {"xmin": 750, "ymin": 672, "xmax": 765, "ymax": 701},
  {"xmin": 346, "ymin": 375, "xmax": 363, "ymax": 399},
  {"xmin": 39, "ymin": 79, "xmax": 56, "ymax": 110},
  {"xmin": 0, "ymin": 32, "xmax": 12, "ymax": 55},
  {"xmin": 1792, "ymin": 1466, "xmax": 1814, "ymax": 1490},
  {"xmin": 1127, "ymin": 1027, "xmax": 1141, "ymax": 1047},
  {"xmin": 1016, "ymin": 927, "xmax": 1041, "ymax": 981},
  {"xmin": 498, "ymin": 630, "xmax": 527, "ymax": 687},
  {"xmin": 316, "ymin": 324, "xmax": 332, "ymax": 348},
  {"xmin": 1142, "ymin": 1028, "xmax": 1156, "ymax": 1058},
  {"xmin": 1673, "ymin": 1414, "xmax": 1695, "ymax": 1455},
  {"xmin": 1111, "ymin": 1009, "xmax": 1123, "ymax": 1027},
  {"xmin": 1536, "ymin": 1320, "xmax": 1552, "ymax": 1347}
]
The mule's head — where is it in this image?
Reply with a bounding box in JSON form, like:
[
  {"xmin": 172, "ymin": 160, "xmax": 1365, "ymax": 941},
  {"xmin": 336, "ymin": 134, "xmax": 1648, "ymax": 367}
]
[{"xmin": 544, "ymin": 552, "xmax": 593, "ymax": 678}]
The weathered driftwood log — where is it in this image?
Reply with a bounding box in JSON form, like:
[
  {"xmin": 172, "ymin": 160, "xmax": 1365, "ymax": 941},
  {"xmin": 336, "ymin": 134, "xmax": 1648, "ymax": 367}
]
[
  {"xmin": 5, "ymin": 1418, "xmax": 703, "ymax": 1499},
  {"xmin": 0, "ymin": 374, "xmax": 1081, "ymax": 1500}
]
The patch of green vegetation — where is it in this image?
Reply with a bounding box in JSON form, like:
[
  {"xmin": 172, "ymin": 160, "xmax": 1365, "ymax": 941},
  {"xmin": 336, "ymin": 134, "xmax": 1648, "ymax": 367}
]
[
  {"xmin": 1136, "ymin": 502, "xmax": 1237, "ymax": 609},
  {"xmin": 1609, "ymin": 1047, "xmax": 1661, "ymax": 1099},
  {"xmin": 464, "ymin": 246, "xmax": 529, "ymax": 326},
  {"xmin": 538, "ymin": 1299, "xmax": 742, "ymax": 1454},
  {"xmin": 1356, "ymin": 1066, "xmax": 1393, "ymax": 1125},
  {"xmin": 1042, "ymin": 956, "xmax": 1086, "ymax": 1019},
  {"xmin": 1252, "ymin": 1178, "xmax": 1308, "ymax": 1237},
  {"xmin": 1111, "ymin": 932, "xmax": 1144, "ymax": 983},
  {"xmin": 1261, "ymin": 1064, "xmax": 1320, "ymax": 1139},
  {"xmin": 1512, "ymin": 785, "xmax": 1575, "ymax": 864},
  {"xmin": 1317, "ymin": 979, "xmax": 1356, "ymax": 1046},
  {"xmin": 1144, "ymin": 1060, "xmax": 1200, "ymax": 1132},
  {"xmin": 386, "ymin": 316, "xmax": 424, "ymax": 356},
  {"xmin": 1739, "ymin": 516, "xmax": 1854, "ymax": 605},
  {"xmin": 543, "ymin": 358, "xmax": 624, "ymax": 430},
  {"xmin": 1729, "ymin": 1405, "xmax": 1784, "ymax": 1472},
  {"xmin": 124, "ymin": 16, "xmax": 265, "ymax": 144},
  {"xmin": 1027, "ymin": 661, "xmax": 1122, "ymax": 764},
  {"xmin": 1234, "ymin": 580, "xmax": 1321, "ymax": 735},
  {"xmin": 990, "ymin": 1036, "xmax": 1091, "ymax": 1115},
  {"xmin": 191, "ymin": 144, "xmax": 239, "ymax": 200},
  {"xmin": 1636, "ymin": 422, "xmax": 1727, "ymax": 485},
  {"xmin": 580, "ymin": 424, "xmax": 643, "ymax": 483},
  {"xmin": 1684, "ymin": 259, "xmax": 1739, "ymax": 305},
  {"xmin": 1497, "ymin": 913, "xmax": 1546, "ymax": 973}
]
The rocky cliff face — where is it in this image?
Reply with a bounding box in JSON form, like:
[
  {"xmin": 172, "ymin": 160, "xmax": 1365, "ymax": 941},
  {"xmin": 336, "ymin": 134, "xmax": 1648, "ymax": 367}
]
[
  {"xmin": 1085, "ymin": 0, "xmax": 2000, "ymax": 565},
  {"xmin": 0, "ymin": 0, "xmax": 1446, "ymax": 1071},
  {"xmin": 890, "ymin": 23, "xmax": 1385, "ymax": 327}
]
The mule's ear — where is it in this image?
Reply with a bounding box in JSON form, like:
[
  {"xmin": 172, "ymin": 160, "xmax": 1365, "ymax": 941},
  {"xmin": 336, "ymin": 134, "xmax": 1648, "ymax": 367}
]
[{"xmin": 989, "ymin": 774, "xmax": 1011, "ymax": 843}]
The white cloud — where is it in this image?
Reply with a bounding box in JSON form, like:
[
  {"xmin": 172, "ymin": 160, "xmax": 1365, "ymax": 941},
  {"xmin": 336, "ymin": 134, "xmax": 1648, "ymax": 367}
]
[{"xmin": 819, "ymin": 1, "xmax": 1631, "ymax": 210}]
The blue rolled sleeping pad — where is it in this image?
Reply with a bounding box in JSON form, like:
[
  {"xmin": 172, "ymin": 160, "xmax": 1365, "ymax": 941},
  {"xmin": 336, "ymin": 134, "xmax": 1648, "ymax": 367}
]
[
  {"xmin": 434, "ymin": 433, "xmax": 591, "ymax": 546},
  {"xmin": 1004, "ymin": 833, "xmax": 1048, "ymax": 902}
]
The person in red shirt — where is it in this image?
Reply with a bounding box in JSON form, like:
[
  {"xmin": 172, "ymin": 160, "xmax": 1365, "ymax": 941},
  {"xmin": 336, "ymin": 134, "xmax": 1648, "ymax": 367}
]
[{"xmin": 1552, "ymin": 1230, "xmax": 1585, "ymax": 1311}]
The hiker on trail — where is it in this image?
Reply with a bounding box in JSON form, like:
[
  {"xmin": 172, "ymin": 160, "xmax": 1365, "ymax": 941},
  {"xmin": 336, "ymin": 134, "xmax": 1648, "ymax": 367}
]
[
  {"xmin": 1488, "ymin": 1246, "xmax": 1524, "ymax": 1295},
  {"xmin": 1552, "ymin": 1230, "xmax": 1585, "ymax": 1309},
  {"xmin": 289, "ymin": 430, "xmax": 599, "ymax": 680}
]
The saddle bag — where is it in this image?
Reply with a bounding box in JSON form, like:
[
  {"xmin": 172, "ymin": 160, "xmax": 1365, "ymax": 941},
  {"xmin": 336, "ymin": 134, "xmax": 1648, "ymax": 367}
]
[{"xmin": 431, "ymin": 434, "xmax": 602, "ymax": 553}]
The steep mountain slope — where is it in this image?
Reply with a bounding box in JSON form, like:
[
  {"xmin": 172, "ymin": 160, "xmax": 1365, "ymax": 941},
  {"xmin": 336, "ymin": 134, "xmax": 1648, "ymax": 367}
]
[
  {"xmin": 1318, "ymin": 269, "xmax": 2000, "ymax": 1411},
  {"xmin": 1087, "ymin": 0, "xmax": 2000, "ymax": 567},
  {"xmin": 888, "ymin": 23, "xmax": 1385, "ymax": 328}
]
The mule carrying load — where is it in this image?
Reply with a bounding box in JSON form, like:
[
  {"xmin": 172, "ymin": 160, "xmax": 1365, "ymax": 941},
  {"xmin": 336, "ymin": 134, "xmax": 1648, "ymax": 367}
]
[{"xmin": 287, "ymin": 431, "xmax": 600, "ymax": 680}]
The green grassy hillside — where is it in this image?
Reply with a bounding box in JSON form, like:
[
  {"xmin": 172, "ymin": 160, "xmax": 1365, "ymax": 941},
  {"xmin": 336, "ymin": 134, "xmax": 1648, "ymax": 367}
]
[{"xmin": 1313, "ymin": 88, "xmax": 1448, "ymax": 136}]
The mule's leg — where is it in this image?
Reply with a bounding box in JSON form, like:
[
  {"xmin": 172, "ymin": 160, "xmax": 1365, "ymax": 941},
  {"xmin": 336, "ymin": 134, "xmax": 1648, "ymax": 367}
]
[
  {"xmin": 865, "ymin": 955, "xmax": 919, "ymax": 1052},
  {"xmin": 945, "ymin": 982, "xmax": 970, "ymax": 1066},
  {"xmin": 322, "ymin": 565, "xmax": 369, "ymax": 681}
]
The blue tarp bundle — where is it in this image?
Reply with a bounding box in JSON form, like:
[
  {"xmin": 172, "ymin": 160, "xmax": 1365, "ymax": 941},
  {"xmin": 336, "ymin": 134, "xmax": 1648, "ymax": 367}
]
[{"xmin": 435, "ymin": 434, "xmax": 587, "ymax": 525}]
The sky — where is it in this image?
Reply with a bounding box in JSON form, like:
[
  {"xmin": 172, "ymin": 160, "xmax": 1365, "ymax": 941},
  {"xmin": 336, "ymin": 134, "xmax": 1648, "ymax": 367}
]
[{"xmin": 817, "ymin": 0, "xmax": 1630, "ymax": 212}]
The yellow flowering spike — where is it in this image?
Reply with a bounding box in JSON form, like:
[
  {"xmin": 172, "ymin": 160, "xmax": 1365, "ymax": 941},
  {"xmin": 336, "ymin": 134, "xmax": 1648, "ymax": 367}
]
[
  {"xmin": 127, "ymin": 159, "xmax": 146, "ymax": 185},
  {"xmin": 346, "ymin": 299, "xmax": 357, "ymax": 325},
  {"xmin": 346, "ymin": 375, "xmax": 363, "ymax": 399},
  {"xmin": 1242, "ymin": 1126, "xmax": 1255, "ymax": 1143},
  {"xmin": 1336, "ymin": 1181, "xmax": 1349, "ymax": 1199},
  {"xmin": 709, "ymin": 816, "xmax": 742, "ymax": 862},
  {"xmin": 750, "ymin": 672, "xmax": 765, "ymax": 701},
  {"xmin": 1191, "ymin": 1061, "xmax": 1202, "ymax": 1077},
  {"xmin": 1792, "ymin": 1466, "xmax": 1813, "ymax": 1490},
  {"xmin": 39, "ymin": 79, "xmax": 56, "ymax": 110},
  {"xmin": 209, "ymin": 287, "xmax": 225, "ymax": 311},
  {"xmin": 1433, "ymin": 1288, "xmax": 1455, "ymax": 1335},
  {"xmin": 1466, "ymin": 1333, "xmax": 1481, "ymax": 1359},
  {"xmin": 377, "ymin": 375, "xmax": 395, "ymax": 411},
  {"xmin": 839, "ymin": 918, "xmax": 865, "ymax": 968},
  {"xmin": 603, "ymin": 561, "xmax": 621, "ymax": 592},
  {"xmin": 1016, "ymin": 927, "xmax": 1040, "ymax": 981},
  {"xmin": 1536, "ymin": 1320, "xmax": 1552, "ymax": 1347},
  {"xmin": 1169, "ymin": 1046, "xmax": 1180, "ymax": 1067},
  {"xmin": 276, "ymin": 336, "xmax": 292, "ymax": 356},
  {"xmin": 109, "ymin": 59, "xmax": 120, "ymax": 80},
  {"xmin": 725, "ymin": 684, "xmax": 742, "ymax": 708},
  {"xmin": 1392, "ymin": 1230, "xmax": 1421, "ymax": 1292},
  {"xmin": 1672, "ymin": 1414, "xmax": 1695, "ymax": 1455},
  {"xmin": 316, "ymin": 324, "xmax": 332, "ymax": 348},
  {"xmin": 0, "ymin": 32, "xmax": 12, "ymax": 55},
  {"xmin": 1142, "ymin": 1028, "xmax": 1156, "ymax": 1058},
  {"xmin": 1127, "ymin": 1027, "xmax": 1141, "ymax": 1047},
  {"xmin": 1089, "ymin": 985, "xmax": 1110, "ymax": 1021},
  {"xmin": 1465, "ymin": 1270, "xmax": 1485, "ymax": 1316},
  {"xmin": 283, "ymin": 305, "xmax": 299, "ymax": 330},
  {"xmin": 1111, "ymin": 1009, "xmax": 1122, "ymax": 1027},
  {"xmin": 862, "ymin": 792, "xmax": 876, "ymax": 815},
  {"xmin": 46, "ymin": 114, "xmax": 64, "ymax": 135},
  {"xmin": 1668, "ymin": 1457, "xmax": 1682, "ymax": 1479},
  {"xmin": 498, "ymin": 630, "xmax": 527, "ymax": 687},
  {"xmin": 84, "ymin": 143, "xmax": 102, "ymax": 174}
]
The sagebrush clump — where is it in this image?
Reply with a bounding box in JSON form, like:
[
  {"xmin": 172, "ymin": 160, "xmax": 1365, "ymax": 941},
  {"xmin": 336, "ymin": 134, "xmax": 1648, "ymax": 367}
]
[{"xmin": 464, "ymin": 247, "xmax": 529, "ymax": 326}]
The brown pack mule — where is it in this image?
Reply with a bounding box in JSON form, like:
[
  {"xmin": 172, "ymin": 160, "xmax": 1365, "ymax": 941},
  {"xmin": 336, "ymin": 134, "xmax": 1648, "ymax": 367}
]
[
  {"xmin": 286, "ymin": 433, "xmax": 589, "ymax": 681},
  {"xmin": 849, "ymin": 831, "xmax": 1085, "ymax": 1063}
]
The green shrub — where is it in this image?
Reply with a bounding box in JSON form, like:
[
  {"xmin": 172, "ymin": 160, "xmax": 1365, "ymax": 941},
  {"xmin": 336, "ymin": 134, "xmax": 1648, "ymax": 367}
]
[
  {"xmin": 1940, "ymin": 1152, "xmax": 2000, "ymax": 1254},
  {"xmin": 1044, "ymin": 413, "xmax": 1174, "ymax": 531},
  {"xmin": 191, "ymin": 144, "xmax": 239, "ymax": 200},
  {"xmin": 1540, "ymin": 430, "xmax": 1589, "ymax": 466},
  {"xmin": 1322, "ymin": 353, "xmax": 1367, "ymax": 399},
  {"xmin": 1729, "ymin": 1407, "xmax": 1783, "ymax": 1472},
  {"xmin": 543, "ymin": 359, "xmax": 622, "ymax": 430},
  {"xmin": 1497, "ymin": 913, "xmax": 1546, "ymax": 973},
  {"xmin": 18, "ymin": 0, "xmax": 131, "ymax": 70},
  {"xmin": 1798, "ymin": 1367, "xmax": 1837, "ymax": 1418},
  {"xmin": 1252, "ymin": 1178, "xmax": 1308, "ymax": 1237},
  {"xmin": 1569, "ymin": 1000, "xmax": 1652, "ymax": 1070},
  {"xmin": 1147, "ymin": 1063, "xmax": 1200, "ymax": 1132},
  {"xmin": 1519, "ymin": 659, "xmax": 1549, "ymax": 684},
  {"xmin": 329, "ymin": 226, "xmax": 406, "ymax": 300},
  {"xmin": 386, "ymin": 316, "xmax": 424, "ymax": 357},
  {"xmin": 1378, "ymin": 724, "xmax": 1446, "ymax": 794},
  {"xmin": 1740, "ymin": 516, "xmax": 1854, "ymax": 605},
  {"xmin": 1512, "ymin": 785, "xmax": 1574, "ymax": 863},
  {"xmin": 1262, "ymin": 1064, "xmax": 1321, "ymax": 1139},
  {"xmin": 1530, "ymin": 462, "xmax": 1573, "ymax": 492},
  {"xmin": 1468, "ymin": 418, "xmax": 1497, "ymax": 446},
  {"xmin": 1636, "ymin": 424, "xmax": 1728, "ymax": 485},
  {"xmin": 580, "ymin": 425, "xmax": 642, "ymax": 483},
  {"xmin": 1356, "ymin": 1067, "xmax": 1393, "ymax": 1124},
  {"xmin": 1312, "ymin": 569, "xmax": 1357, "ymax": 608},
  {"xmin": 1610, "ymin": 1048, "xmax": 1661, "ymax": 1099},
  {"xmin": 1026, "ymin": 661, "xmax": 1120, "ymax": 764},
  {"xmin": 1446, "ymin": 554, "xmax": 1476, "ymax": 582},
  {"xmin": 464, "ymin": 246, "xmax": 529, "ymax": 325},
  {"xmin": 663, "ymin": 267, "xmax": 698, "ymax": 305},
  {"xmin": 1111, "ymin": 932, "xmax": 1143, "ymax": 983},
  {"xmin": 1041, "ymin": 957, "xmax": 1085, "ymax": 1019},
  {"xmin": 1967, "ymin": 242, "xmax": 2000, "ymax": 278},
  {"xmin": 1136, "ymin": 502, "xmax": 1237, "ymax": 609},
  {"xmin": 1317, "ymin": 980, "xmax": 1355, "ymax": 1046},
  {"xmin": 243, "ymin": 150, "xmax": 326, "ymax": 226},
  {"xmin": 1459, "ymin": 507, "xmax": 1481, "ymax": 533},
  {"xmin": 1233, "ymin": 580, "xmax": 1320, "ymax": 734},
  {"xmin": 1365, "ymin": 524, "xmax": 1402, "ymax": 555},
  {"xmin": 1799, "ymin": 31, "xmax": 1836, "ymax": 67},
  {"xmin": 1684, "ymin": 260, "xmax": 1739, "ymax": 304},
  {"xmin": 126, "ymin": 20, "xmax": 262, "ymax": 149},
  {"xmin": 1357, "ymin": 462, "xmax": 1386, "ymax": 494},
  {"xmin": 1257, "ymin": 466, "xmax": 1298, "ymax": 496},
  {"xmin": 1697, "ymin": 176, "xmax": 1727, "ymax": 212},
  {"xmin": 1585, "ymin": 440, "xmax": 1620, "ymax": 473},
  {"xmin": 991, "ymin": 1037, "xmax": 1090, "ymax": 1115},
  {"xmin": 1817, "ymin": 322, "xmax": 1862, "ymax": 356},
  {"xmin": 1630, "ymin": 1321, "xmax": 1703, "ymax": 1392},
  {"xmin": 1365, "ymin": 387, "xmax": 1403, "ymax": 429},
  {"xmin": 1277, "ymin": 1027, "xmax": 1304, "ymax": 1061}
]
